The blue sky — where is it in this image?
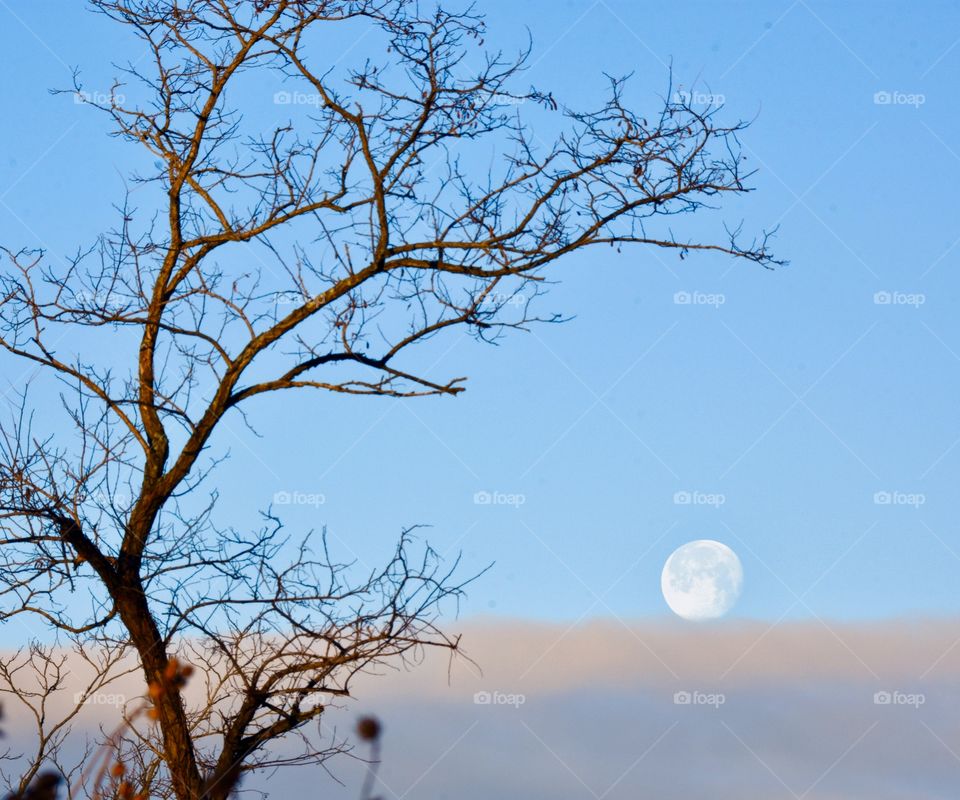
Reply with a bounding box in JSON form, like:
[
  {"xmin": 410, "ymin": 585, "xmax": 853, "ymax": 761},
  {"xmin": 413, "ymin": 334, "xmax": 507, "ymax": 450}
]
[{"xmin": 1, "ymin": 0, "xmax": 958, "ymax": 628}]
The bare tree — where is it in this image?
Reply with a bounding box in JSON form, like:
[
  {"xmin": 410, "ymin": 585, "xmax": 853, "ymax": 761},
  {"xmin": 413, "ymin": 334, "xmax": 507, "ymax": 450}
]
[
  {"xmin": 0, "ymin": 1, "xmax": 780, "ymax": 798},
  {"xmin": 0, "ymin": 641, "xmax": 137, "ymax": 798}
]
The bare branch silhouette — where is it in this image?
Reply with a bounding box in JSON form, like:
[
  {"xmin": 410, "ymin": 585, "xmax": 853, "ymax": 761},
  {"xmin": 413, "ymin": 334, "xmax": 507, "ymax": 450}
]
[{"xmin": 0, "ymin": 1, "xmax": 779, "ymax": 798}]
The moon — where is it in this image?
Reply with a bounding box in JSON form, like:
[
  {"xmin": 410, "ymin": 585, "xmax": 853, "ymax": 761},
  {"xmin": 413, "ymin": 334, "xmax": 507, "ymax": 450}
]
[{"xmin": 661, "ymin": 540, "xmax": 743, "ymax": 621}]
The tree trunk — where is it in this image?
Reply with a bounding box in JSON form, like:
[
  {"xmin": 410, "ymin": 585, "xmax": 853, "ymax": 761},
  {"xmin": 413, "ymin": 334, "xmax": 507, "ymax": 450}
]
[{"xmin": 116, "ymin": 581, "xmax": 205, "ymax": 800}]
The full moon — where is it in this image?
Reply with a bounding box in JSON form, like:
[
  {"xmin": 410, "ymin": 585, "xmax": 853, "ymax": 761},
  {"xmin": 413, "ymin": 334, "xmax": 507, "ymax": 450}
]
[{"xmin": 661, "ymin": 540, "xmax": 743, "ymax": 621}]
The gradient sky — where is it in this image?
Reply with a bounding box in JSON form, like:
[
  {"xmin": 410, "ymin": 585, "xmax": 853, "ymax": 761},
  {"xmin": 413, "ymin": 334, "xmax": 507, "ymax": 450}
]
[{"xmin": 1, "ymin": 0, "xmax": 959, "ymax": 634}]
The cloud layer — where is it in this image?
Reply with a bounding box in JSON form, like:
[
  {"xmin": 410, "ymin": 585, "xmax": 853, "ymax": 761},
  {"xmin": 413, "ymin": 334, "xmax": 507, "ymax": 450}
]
[
  {"xmin": 324, "ymin": 618, "xmax": 960, "ymax": 800},
  {"xmin": 4, "ymin": 618, "xmax": 959, "ymax": 799}
]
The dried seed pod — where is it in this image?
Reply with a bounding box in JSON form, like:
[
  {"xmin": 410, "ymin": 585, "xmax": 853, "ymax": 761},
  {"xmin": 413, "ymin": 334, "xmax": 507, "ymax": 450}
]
[{"xmin": 356, "ymin": 716, "xmax": 381, "ymax": 742}]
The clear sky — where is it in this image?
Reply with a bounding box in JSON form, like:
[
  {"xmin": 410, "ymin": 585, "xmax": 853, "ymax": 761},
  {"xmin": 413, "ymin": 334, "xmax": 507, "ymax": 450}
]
[{"xmin": 1, "ymin": 0, "xmax": 958, "ymax": 630}]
